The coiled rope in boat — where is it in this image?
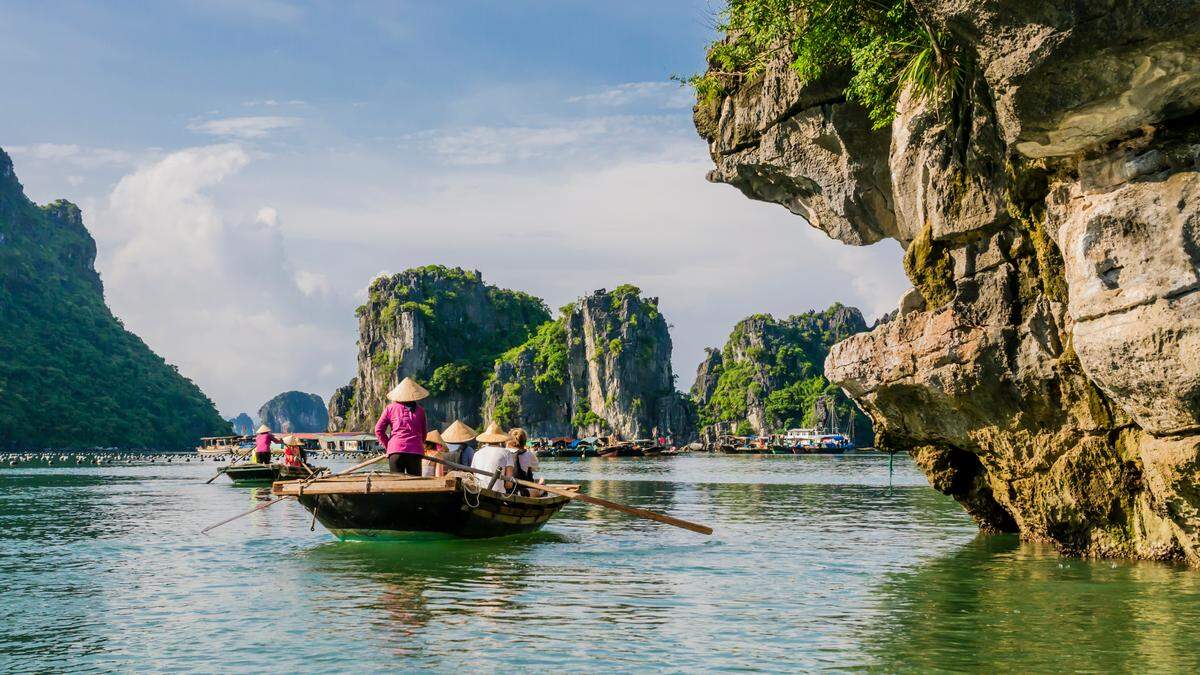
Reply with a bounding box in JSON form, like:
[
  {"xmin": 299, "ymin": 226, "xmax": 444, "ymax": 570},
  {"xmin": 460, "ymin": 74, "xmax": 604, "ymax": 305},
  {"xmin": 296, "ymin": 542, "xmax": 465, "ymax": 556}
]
[{"xmin": 449, "ymin": 470, "xmax": 482, "ymax": 508}]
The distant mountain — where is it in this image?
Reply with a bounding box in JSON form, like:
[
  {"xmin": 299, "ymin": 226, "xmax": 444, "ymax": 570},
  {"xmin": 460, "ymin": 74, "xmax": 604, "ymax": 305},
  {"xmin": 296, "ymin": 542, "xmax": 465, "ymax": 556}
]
[
  {"xmin": 258, "ymin": 391, "xmax": 327, "ymax": 433},
  {"xmin": 227, "ymin": 412, "xmax": 255, "ymax": 435},
  {"xmin": 691, "ymin": 304, "xmax": 873, "ymax": 445},
  {"xmin": 0, "ymin": 148, "xmax": 229, "ymax": 449}
]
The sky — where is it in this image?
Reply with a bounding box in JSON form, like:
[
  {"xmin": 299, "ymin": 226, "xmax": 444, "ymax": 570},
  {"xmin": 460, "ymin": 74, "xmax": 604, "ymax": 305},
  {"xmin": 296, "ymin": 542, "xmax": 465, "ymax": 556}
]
[{"xmin": 0, "ymin": 0, "xmax": 907, "ymax": 419}]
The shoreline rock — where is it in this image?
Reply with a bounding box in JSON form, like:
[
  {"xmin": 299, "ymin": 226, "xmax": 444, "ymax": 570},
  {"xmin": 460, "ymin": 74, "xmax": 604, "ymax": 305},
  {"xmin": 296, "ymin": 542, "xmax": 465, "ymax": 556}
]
[{"xmin": 694, "ymin": 1, "xmax": 1200, "ymax": 563}]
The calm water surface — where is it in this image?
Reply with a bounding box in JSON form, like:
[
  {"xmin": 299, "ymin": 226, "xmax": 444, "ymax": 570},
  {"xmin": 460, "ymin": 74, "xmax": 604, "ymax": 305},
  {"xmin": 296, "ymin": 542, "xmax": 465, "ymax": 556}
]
[{"xmin": 3, "ymin": 453, "xmax": 1199, "ymax": 672}]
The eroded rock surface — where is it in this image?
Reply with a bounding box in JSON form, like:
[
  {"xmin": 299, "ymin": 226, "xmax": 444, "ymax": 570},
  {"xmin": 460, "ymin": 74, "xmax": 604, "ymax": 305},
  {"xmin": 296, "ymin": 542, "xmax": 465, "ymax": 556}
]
[
  {"xmin": 327, "ymin": 266, "xmax": 548, "ymax": 432},
  {"xmin": 697, "ymin": 1, "xmax": 1200, "ymax": 563},
  {"xmin": 481, "ymin": 287, "xmax": 693, "ymax": 441}
]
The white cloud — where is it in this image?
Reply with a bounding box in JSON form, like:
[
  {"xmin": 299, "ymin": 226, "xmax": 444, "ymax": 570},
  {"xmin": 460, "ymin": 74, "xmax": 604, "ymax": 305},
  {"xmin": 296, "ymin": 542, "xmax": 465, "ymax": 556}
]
[
  {"xmin": 270, "ymin": 149, "xmax": 909, "ymax": 388},
  {"xmin": 295, "ymin": 270, "xmax": 331, "ymax": 297},
  {"xmin": 7, "ymin": 143, "xmax": 135, "ymax": 168},
  {"xmin": 568, "ymin": 81, "xmax": 694, "ymax": 109},
  {"xmin": 241, "ymin": 99, "xmax": 308, "ymax": 108},
  {"xmin": 92, "ymin": 144, "xmax": 353, "ymax": 416},
  {"xmin": 188, "ymin": 115, "xmax": 303, "ymax": 139},
  {"xmin": 402, "ymin": 115, "xmax": 694, "ymax": 167}
]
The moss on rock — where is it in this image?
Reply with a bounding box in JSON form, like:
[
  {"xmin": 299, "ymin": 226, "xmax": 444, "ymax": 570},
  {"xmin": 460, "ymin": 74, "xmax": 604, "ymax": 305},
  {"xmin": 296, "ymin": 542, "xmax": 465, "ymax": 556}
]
[{"xmin": 902, "ymin": 221, "xmax": 955, "ymax": 307}]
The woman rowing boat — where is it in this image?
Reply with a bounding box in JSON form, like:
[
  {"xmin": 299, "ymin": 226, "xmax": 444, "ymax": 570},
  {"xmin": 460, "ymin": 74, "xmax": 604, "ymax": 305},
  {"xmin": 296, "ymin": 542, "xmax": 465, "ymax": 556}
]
[
  {"xmin": 374, "ymin": 377, "xmax": 429, "ymax": 476},
  {"xmin": 253, "ymin": 425, "xmax": 279, "ymax": 464}
]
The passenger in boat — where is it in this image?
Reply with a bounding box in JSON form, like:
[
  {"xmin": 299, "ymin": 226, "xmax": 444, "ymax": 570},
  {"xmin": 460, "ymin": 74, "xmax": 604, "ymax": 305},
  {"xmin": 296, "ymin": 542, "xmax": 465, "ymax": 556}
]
[
  {"xmin": 282, "ymin": 435, "xmax": 305, "ymax": 468},
  {"xmin": 507, "ymin": 427, "xmax": 545, "ymax": 497},
  {"xmin": 440, "ymin": 420, "xmax": 477, "ymax": 468},
  {"xmin": 470, "ymin": 422, "xmax": 515, "ymax": 492},
  {"xmin": 374, "ymin": 377, "xmax": 429, "ymax": 476},
  {"xmin": 423, "ymin": 430, "xmax": 448, "ymax": 477},
  {"xmin": 253, "ymin": 425, "xmax": 279, "ymax": 464}
]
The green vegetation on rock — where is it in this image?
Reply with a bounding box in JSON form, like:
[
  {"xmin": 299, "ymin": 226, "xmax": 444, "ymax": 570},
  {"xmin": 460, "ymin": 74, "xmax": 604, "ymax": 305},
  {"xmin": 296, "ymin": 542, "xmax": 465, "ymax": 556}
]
[
  {"xmin": 366, "ymin": 265, "xmax": 550, "ymax": 401},
  {"xmin": 683, "ymin": 0, "xmax": 970, "ymax": 128},
  {"xmin": 693, "ymin": 305, "xmax": 872, "ymax": 439},
  {"xmin": 483, "ymin": 285, "xmax": 688, "ymax": 438},
  {"xmin": 492, "ymin": 318, "xmax": 570, "ymax": 397},
  {"xmin": 0, "ymin": 149, "xmax": 229, "ymax": 448}
]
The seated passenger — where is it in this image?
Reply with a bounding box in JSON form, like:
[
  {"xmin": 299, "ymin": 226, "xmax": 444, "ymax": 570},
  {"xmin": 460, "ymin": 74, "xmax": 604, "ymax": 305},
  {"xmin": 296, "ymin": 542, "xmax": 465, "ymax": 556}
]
[
  {"xmin": 282, "ymin": 435, "xmax": 305, "ymax": 468},
  {"xmin": 506, "ymin": 427, "xmax": 545, "ymax": 497},
  {"xmin": 470, "ymin": 422, "xmax": 515, "ymax": 492},
  {"xmin": 440, "ymin": 420, "xmax": 478, "ymax": 467},
  {"xmin": 423, "ymin": 430, "xmax": 448, "ymax": 477}
]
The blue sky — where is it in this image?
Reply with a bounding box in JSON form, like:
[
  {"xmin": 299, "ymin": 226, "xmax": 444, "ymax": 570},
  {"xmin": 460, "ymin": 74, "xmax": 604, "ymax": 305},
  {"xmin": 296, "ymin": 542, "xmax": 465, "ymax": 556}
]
[{"xmin": 1, "ymin": 0, "xmax": 907, "ymax": 418}]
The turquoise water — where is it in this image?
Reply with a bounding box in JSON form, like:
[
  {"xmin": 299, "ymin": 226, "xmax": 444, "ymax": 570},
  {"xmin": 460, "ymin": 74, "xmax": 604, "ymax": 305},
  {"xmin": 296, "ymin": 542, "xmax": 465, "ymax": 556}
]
[{"xmin": 3, "ymin": 454, "xmax": 1200, "ymax": 672}]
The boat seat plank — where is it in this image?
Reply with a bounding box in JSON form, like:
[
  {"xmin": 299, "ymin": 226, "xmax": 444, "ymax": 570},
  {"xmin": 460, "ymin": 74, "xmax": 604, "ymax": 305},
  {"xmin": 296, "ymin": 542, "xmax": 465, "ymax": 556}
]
[{"xmin": 272, "ymin": 476, "xmax": 455, "ymax": 496}]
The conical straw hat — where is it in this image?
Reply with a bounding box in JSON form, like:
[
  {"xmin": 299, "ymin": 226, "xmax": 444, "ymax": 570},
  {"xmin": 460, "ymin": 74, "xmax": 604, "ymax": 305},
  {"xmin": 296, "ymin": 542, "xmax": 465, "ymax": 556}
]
[
  {"xmin": 387, "ymin": 376, "xmax": 429, "ymax": 403},
  {"xmin": 441, "ymin": 420, "xmax": 477, "ymax": 444},
  {"xmin": 425, "ymin": 430, "xmax": 446, "ymax": 448},
  {"xmin": 256, "ymin": 424, "xmax": 271, "ymax": 434},
  {"xmin": 476, "ymin": 421, "xmax": 511, "ymax": 444},
  {"xmin": 282, "ymin": 434, "xmax": 303, "ymax": 446}
]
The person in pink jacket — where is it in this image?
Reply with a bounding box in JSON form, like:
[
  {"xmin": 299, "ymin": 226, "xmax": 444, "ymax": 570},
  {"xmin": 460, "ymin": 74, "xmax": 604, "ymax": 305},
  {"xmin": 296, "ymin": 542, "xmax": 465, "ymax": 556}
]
[
  {"xmin": 253, "ymin": 424, "xmax": 279, "ymax": 464},
  {"xmin": 374, "ymin": 377, "xmax": 430, "ymax": 476}
]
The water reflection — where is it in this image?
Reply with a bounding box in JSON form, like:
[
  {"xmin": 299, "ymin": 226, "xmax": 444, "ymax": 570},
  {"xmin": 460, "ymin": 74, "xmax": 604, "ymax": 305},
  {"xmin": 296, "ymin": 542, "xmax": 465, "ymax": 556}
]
[
  {"xmin": 9, "ymin": 455, "xmax": 1200, "ymax": 670},
  {"xmin": 862, "ymin": 535, "xmax": 1200, "ymax": 671}
]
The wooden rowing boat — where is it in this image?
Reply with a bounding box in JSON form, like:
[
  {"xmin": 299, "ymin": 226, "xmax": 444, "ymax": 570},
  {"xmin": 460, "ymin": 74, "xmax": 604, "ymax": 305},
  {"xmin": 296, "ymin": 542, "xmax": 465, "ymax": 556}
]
[
  {"xmin": 271, "ymin": 473, "xmax": 579, "ymax": 540},
  {"xmin": 223, "ymin": 463, "xmax": 323, "ymax": 485}
]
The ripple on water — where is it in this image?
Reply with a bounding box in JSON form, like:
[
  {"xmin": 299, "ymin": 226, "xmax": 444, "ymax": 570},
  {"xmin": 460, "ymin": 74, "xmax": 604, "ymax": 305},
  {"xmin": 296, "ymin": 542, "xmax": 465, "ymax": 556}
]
[{"xmin": 3, "ymin": 454, "xmax": 1200, "ymax": 671}]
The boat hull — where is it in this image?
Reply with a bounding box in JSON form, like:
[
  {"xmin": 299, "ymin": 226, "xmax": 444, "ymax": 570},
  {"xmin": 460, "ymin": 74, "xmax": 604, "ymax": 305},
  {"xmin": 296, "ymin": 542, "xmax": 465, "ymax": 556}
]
[
  {"xmin": 278, "ymin": 476, "xmax": 574, "ymax": 540},
  {"xmin": 224, "ymin": 463, "xmax": 319, "ymax": 485}
]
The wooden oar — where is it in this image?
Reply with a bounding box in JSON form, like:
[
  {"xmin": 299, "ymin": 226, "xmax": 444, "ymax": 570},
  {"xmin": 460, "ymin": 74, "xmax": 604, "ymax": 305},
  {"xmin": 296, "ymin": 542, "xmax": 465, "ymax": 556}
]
[
  {"xmin": 200, "ymin": 494, "xmax": 290, "ymax": 534},
  {"xmin": 205, "ymin": 447, "xmax": 254, "ymax": 484},
  {"xmin": 200, "ymin": 453, "xmax": 387, "ymax": 534},
  {"xmin": 422, "ymin": 454, "xmax": 713, "ymax": 536}
]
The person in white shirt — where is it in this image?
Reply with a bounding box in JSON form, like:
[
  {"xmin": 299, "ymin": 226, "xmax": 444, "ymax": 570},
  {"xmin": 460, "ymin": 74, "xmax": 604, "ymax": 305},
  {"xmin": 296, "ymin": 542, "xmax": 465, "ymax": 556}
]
[
  {"xmin": 470, "ymin": 422, "xmax": 515, "ymax": 492},
  {"xmin": 507, "ymin": 427, "xmax": 544, "ymax": 497}
]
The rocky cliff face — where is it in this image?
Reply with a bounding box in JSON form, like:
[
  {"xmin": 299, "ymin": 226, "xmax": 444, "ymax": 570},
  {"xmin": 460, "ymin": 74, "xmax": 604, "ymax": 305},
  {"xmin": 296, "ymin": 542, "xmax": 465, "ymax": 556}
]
[
  {"xmin": 482, "ymin": 285, "xmax": 693, "ymax": 441},
  {"xmin": 258, "ymin": 391, "xmax": 327, "ymax": 433},
  {"xmin": 690, "ymin": 305, "xmax": 872, "ymax": 445},
  {"xmin": 696, "ymin": 1, "xmax": 1200, "ymax": 562},
  {"xmin": 328, "ymin": 266, "xmax": 549, "ymax": 432},
  {"xmin": 0, "ymin": 148, "xmax": 228, "ymax": 449}
]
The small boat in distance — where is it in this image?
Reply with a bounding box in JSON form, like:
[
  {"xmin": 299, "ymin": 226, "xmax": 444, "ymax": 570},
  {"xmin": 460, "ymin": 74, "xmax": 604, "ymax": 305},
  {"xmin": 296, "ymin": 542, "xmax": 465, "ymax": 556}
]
[
  {"xmin": 781, "ymin": 428, "xmax": 853, "ymax": 454},
  {"xmin": 272, "ymin": 473, "xmax": 578, "ymax": 540},
  {"xmin": 196, "ymin": 435, "xmax": 255, "ymax": 456}
]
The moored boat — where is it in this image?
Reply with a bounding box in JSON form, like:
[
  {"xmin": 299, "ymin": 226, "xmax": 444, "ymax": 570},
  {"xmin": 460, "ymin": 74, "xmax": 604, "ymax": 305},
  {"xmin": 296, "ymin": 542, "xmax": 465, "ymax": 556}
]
[
  {"xmin": 781, "ymin": 428, "xmax": 853, "ymax": 454},
  {"xmin": 223, "ymin": 462, "xmax": 322, "ymax": 485},
  {"xmin": 272, "ymin": 473, "xmax": 579, "ymax": 540},
  {"xmin": 196, "ymin": 435, "xmax": 254, "ymax": 456}
]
